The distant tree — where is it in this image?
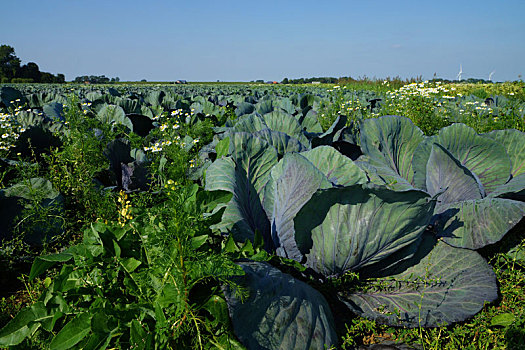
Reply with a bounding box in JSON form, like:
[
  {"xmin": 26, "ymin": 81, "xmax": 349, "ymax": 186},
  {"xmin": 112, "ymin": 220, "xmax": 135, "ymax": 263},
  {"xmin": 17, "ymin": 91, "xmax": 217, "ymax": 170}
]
[
  {"xmin": 0, "ymin": 45, "xmax": 21, "ymax": 81},
  {"xmin": 140, "ymin": 79, "xmax": 147, "ymax": 82},
  {"xmin": 281, "ymin": 78, "xmax": 289, "ymax": 84},
  {"xmin": 17, "ymin": 62, "xmax": 41, "ymax": 82}
]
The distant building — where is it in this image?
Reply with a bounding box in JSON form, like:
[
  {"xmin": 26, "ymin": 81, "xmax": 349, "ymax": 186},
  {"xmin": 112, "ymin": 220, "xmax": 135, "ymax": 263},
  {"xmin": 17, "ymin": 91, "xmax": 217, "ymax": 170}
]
[
  {"xmin": 265, "ymin": 81, "xmax": 278, "ymax": 84},
  {"xmin": 175, "ymin": 80, "xmax": 187, "ymax": 84},
  {"xmin": 311, "ymin": 81, "xmax": 321, "ymax": 85}
]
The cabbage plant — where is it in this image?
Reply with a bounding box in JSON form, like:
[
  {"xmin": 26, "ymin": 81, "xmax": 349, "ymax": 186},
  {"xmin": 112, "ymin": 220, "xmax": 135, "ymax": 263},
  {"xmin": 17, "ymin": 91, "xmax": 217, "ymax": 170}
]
[
  {"xmin": 357, "ymin": 116, "xmax": 525, "ymax": 249},
  {"xmin": 205, "ymin": 127, "xmax": 501, "ymax": 349}
]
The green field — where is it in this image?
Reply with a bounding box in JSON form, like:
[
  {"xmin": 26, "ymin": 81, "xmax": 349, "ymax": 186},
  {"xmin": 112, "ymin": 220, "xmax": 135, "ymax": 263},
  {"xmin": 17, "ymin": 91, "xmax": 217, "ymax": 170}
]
[{"xmin": 0, "ymin": 81, "xmax": 524, "ymax": 349}]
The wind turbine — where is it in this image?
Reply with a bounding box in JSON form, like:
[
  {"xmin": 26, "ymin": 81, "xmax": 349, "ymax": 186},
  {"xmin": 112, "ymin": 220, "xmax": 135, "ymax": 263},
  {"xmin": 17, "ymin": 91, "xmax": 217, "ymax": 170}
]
[
  {"xmin": 457, "ymin": 64, "xmax": 463, "ymax": 81},
  {"xmin": 489, "ymin": 70, "xmax": 495, "ymax": 81}
]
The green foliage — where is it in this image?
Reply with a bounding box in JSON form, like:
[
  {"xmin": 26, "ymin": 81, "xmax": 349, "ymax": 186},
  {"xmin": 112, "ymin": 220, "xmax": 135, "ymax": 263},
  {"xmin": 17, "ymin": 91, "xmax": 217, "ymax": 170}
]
[{"xmin": 0, "ymin": 184, "xmax": 244, "ymax": 349}]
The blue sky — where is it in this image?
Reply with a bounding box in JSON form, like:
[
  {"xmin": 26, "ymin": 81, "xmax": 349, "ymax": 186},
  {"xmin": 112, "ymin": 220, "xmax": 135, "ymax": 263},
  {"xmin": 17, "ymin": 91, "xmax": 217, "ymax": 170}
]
[{"xmin": 2, "ymin": 0, "xmax": 524, "ymax": 82}]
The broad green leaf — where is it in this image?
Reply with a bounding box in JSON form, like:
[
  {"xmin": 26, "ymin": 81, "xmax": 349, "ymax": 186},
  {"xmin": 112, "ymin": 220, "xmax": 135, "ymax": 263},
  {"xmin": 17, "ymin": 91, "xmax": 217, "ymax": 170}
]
[
  {"xmin": 0, "ymin": 308, "xmax": 40, "ymax": 346},
  {"xmin": 43, "ymin": 102, "xmax": 64, "ymax": 121},
  {"xmin": 130, "ymin": 319, "xmax": 150, "ymax": 350},
  {"xmin": 228, "ymin": 132, "xmax": 279, "ymax": 193},
  {"xmin": 82, "ymin": 332, "xmax": 112, "ymax": 350},
  {"xmin": 253, "ymin": 129, "xmax": 307, "ymax": 156},
  {"xmin": 413, "ymin": 123, "xmax": 511, "ymax": 194},
  {"xmin": 300, "ymin": 146, "xmax": 367, "ymax": 186},
  {"xmin": 489, "ymin": 173, "xmax": 525, "ymax": 200},
  {"xmin": 215, "ymin": 136, "xmax": 230, "ymax": 158},
  {"xmin": 232, "ymin": 114, "xmax": 266, "ymax": 133},
  {"xmin": 360, "ymin": 116, "xmax": 425, "ymax": 187},
  {"xmin": 491, "ymin": 313, "xmax": 516, "ymax": 327},
  {"xmin": 435, "ymin": 198, "xmax": 525, "ymax": 249},
  {"xmin": 261, "ymin": 111, "xmax": 309, "ymax": 145},
  {"xmin": 206, "ymin": 134, "xmax": 277, "ymax": 245},
  {"xmin": 30, "ymin": 252, "xmax": 73, "ymax": 280},
  {"xmin": 190, "ymin": 235, "xmax": 208, "ymax": 249},
  {"xmin": 97, "ymin": 104, "xmax": 133, "ymax": 130},
  {"xmin": 262, "ymin": 153, "xmax": 332, "ymax": 260},
  {"xmin": 340, "ymin": 241, "xmax": 498, "ymax": 327},
  {"xmin": 223, "ymin": 261, "xmax": 338, "ymax": 350},
  {"xmin": 120, "ymin": 257, "xmax": 142, "ymax": 273},
  {"xmin": 3, "ymin": 177, "xmax": 60, "ymax": 200},
  {"xmin": 483, "ymin": 129, "xmax": 525, "ymax": 177},
  {"xmin": 203, "ymin": 295, "xmax": 231, "ymax": 325},
  {"xmin": 426, "ymin": 144, "xmax": 484, "ymax": 205},
  {"xmin": 295, "ymin": 185, "xmax": 435, "ymax": 277},
  {"xmin": 49, "ymin": 312, "xmax": 91, "ymax": 350}
]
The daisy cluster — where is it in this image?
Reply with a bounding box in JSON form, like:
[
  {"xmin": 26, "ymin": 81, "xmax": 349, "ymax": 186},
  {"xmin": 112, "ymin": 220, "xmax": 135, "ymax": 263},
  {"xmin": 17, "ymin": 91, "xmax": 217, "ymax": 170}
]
[
  {"xmin": 143, "ymin": 109, "xmax": 199, "ymax": 153},
  {"xmin": 0, "ymin": 101, "xmax": 29, "ymax": 152},
  {"xmin": 386, "ymin": 81, "xmax": 460, "ymax": 100}
]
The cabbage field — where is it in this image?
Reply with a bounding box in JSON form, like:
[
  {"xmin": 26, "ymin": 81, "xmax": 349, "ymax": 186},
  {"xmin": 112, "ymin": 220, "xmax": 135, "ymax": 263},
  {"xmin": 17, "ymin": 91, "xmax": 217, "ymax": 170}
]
[{"xmin": 0, "ymin": 81, "xmax": 524, "ymax": 349}]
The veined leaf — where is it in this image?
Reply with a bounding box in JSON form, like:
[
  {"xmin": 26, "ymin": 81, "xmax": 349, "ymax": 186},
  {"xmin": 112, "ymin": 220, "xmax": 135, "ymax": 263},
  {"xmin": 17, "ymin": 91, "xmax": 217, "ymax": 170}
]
[
  {"xmin": 339, "ymin": 241, "xmax": 498, "ymax": 327},
  {"xmin": 300, "ymin": 146, "xmax": 367, "ymax": 186},
  {"xmin": 413, "ymin": 123, "xmax": 511, "ymax": 194},
  {"xmin": 223, "ymin": 261, "xmax": 338, "ymax": 350},
  {"xmin": 262, "ymin": 153, "xmax": 332, "ymax": 260},
  {"xmin": 360, "ymin": 116, "xmax": 425, "ymax": 188},
  {"xmin": 435, "ymin": 198, "xmax": 525, "ymax": 249},
  {"xmin": 426, "ymin": 143, "xmax": 484, "ymax": 205},
  {"xmin": 49, "ymin": 312, "xmax": 92, "ymax": 350},
  {"xmin": 295, "ymin": 185, "xmax": 435, "ymax": 277}
]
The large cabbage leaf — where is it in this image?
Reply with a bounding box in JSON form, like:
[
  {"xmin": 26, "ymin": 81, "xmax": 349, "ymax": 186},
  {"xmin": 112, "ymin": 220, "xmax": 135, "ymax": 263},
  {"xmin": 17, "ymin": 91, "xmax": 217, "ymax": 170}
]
[
  {"xmin": 339, "ymin": 240, "xmax": 498, "ymax": 327},
  {"xmin": 413, "ymin": 123, "xmax": 511, "ymax": 194},
  {"xmin": 300, "ymin": 146, "xmax": 367, "ymax": 186},
  {"xmin": 359, "ymin": 116, "xmax": 425, "ymax": 191},
  {"xmin": 262, "ymin": 153, "xmax": 332, "ymax": 261},
  {"xmin": 252, "ymin": 129, "xmax": 307, "ymax": 157},
  {"xmin": 205, "ymin": 133, "xmax": 277, "ymax": 245},
  {"xmin": 483, "ymin": 129, "xmax": 525, "ymax": 200},
  {"xmin": 434, "ymin": 198, "xmax": 525, "ymax": 249},
  {"xmin": 419, "ymin": 136, "xmax": 525, "ymax": 249},
  {"xmin": 483, "ymin": 129, "xmax": 525, "ymax": 177},
  {"xmin": 223, "ymin": 261, "xmax": 338, "ymax": 350},
  {"xmin": 425, "ymin": 143, "xmax": 484, "ymax": 204},
  {"xmin": 294, "ymin": 185, "xmax": 435, "ymax": 277}
]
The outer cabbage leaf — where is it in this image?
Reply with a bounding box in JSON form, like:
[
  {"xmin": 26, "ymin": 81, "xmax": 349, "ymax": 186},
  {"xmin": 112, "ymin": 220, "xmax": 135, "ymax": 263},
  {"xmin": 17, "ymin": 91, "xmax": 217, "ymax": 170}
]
[
  {"xmin": 413, "ymin": 123, "xmax": 511, "ymax": 194},
  {"xmin": 228, "ymin": 132, "xmax": 279, "ymax": 192},
  {"xmin": 223, "ymin": 261, "xmax": 338, "ymax": 350},
  {"xmin": 253, "ymin": 129, "xmax": 307, "ymax": 157},
  {"xmin": 309, "ymin": 115, "xmax": 347, "ymax": 147},
  {"xmin": 359, "ymin": 116, "xmax": 425, "ymax": 188},
  {"xmin": 300, "ymin": 146, "xmax": 367, "ymax": 186},
  {"xmin": 232, "ymin": 114, "xmax": 267, "ymax": 133},
  {"xmin": 426, "ymin": 144, "xmax": 484, "ymax": 205},
  {"xmin": 97, "ymin": 105, "xmax": 133, "ymax": 130},
  {"xmin": 206, "ymin": 134, "xmax": 277, "ymax": 245},
  {"xmin": 488, "ymin": 173, "xmax": 525, "ymax": 201},
  {"xmin": 483, "ymin": 129, "xmax": 525, "ymax": 178},
  {"xmin": 339, "ymin": 241, "xmax": 498, "ymax": 327},
  {"xmin": 262, "ymin": 153, "xmax": 332, "ymax": 261},
  {"xmin": 297, "ymin": 109, "xmax": 323, "ymax": 133},
  {"xmin": 261, "ymin": 111, "xmax": 309, "ymax": 146},
  {"xmin": 295, "ymin": 185, "xmax": 435, "ymax": 277},
  {"xmin": 434, "ymin": 198, "xmax": 525, "ymax": 249}
]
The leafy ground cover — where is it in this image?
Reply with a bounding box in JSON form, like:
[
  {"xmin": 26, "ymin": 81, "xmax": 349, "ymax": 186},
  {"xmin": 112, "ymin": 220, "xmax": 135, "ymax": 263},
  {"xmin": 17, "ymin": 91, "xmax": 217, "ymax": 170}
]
[{"xmin": 0, "ymin": 81, "xmax": 523, "ymax": 349}]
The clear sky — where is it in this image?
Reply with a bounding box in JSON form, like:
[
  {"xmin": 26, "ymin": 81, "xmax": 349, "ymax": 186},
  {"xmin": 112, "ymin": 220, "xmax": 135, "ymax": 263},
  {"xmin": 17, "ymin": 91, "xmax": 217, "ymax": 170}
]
[{"xmin": 2, "ymin": 0, "xmax": 524, "ymax": 82}]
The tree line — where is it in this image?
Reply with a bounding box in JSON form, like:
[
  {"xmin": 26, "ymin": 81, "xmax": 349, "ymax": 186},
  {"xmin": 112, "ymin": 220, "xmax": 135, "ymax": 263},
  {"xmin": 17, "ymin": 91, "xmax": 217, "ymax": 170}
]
[
  {"xmin": 0, "ymin": 45, "xmax": 65, "ymax": 83},
  {"xmin": 73, "ymin": 75, "xmax": 120, "ymax": 84}
]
